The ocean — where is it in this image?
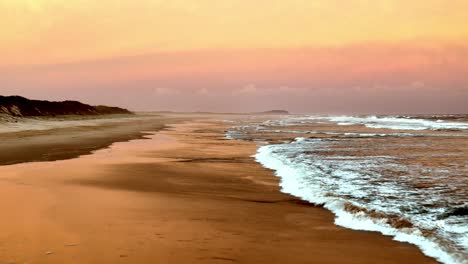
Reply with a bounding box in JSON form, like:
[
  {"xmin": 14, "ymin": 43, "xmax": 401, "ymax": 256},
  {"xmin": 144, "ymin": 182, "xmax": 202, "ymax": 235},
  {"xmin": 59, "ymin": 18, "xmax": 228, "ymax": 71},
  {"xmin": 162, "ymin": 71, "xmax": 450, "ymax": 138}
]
[{"xmin": 226, "ymin": 115, "xmax": 468, "ymax": 264}]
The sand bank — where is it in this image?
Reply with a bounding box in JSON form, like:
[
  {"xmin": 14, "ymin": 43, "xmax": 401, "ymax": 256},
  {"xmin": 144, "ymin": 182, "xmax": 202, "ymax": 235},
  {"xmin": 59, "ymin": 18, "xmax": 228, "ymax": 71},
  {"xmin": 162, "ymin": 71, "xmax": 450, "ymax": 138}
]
[{"xmin": 0, "ymin": 114, "xmax": 188, "ymax": 165}]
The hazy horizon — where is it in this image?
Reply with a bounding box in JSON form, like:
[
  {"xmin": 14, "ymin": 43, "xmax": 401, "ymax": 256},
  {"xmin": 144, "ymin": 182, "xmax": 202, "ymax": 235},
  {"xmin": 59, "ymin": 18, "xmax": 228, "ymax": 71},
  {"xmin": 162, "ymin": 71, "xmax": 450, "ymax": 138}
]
[{"xmin": 1, "ymin": 1, "xmax": 467, "ymax": 114}]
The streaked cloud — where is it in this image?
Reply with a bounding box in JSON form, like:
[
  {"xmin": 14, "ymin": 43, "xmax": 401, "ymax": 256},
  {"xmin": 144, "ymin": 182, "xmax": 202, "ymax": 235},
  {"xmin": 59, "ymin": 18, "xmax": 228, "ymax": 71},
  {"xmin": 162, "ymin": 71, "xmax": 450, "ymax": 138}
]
[
  {"xmin": 1, "ymin": 1, "xmax": 467, "ymax": 113},
  {"xmin": 1, "ymin": 0, "xmax": 468, "ymax": 64}
]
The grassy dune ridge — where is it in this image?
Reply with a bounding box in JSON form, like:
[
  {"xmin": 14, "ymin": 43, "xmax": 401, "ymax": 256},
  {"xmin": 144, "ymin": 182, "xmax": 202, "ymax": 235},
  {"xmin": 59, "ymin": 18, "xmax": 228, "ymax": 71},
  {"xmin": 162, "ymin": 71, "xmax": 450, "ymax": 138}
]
[{"xmin": 0, "ymin": 95, "xmax": 132, "ymax": 117}]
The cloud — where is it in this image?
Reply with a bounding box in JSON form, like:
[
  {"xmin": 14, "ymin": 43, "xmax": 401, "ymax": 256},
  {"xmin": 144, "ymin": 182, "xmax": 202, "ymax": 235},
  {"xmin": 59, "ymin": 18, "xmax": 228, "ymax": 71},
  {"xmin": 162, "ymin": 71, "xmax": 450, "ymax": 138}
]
[
  {"xmin": 152, "ymin": 87, "xmax": 180, "ymax": 96},
  {"xmin": 196, "ymin": 88, "xmax": 209, "ymax": 95},
  {"xmin": 410, "ymin": 81, "xmax": 426, "ymax": 89},
  {"xmin": 232, "ymin": 84, "xmax": 306, "ymax": 96},
  {"xmin": 277, "ymin": 86, "xmax": 305, "ymax": 94},
  {"xmin": 233, "ymin": 84, "xmax": 258, "ymax": 95}
]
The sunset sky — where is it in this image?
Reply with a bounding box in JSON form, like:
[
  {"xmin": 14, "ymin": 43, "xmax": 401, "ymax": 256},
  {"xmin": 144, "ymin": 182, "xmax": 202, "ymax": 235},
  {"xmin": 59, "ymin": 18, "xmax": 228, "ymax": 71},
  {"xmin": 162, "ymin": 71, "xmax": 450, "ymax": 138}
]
[{"xmin": 1, "ymin": 0, "xmax": 467, "ymax": 113}]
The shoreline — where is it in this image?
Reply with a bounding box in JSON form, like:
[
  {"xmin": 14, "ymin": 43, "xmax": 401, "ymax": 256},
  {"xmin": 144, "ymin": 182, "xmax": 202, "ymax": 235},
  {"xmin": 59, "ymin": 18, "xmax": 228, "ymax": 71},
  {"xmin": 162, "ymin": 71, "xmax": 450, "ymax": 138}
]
[
  {"xmin": 254, "ymin": 143, "xmax": 457, "ymax": 264},
  {"xmin": 0, "ymin": 117, "xmax": 437, "ymax": 263},
  {"xmin": 0, "ymin": 114, "xmax": 189, "ymax": 165}
]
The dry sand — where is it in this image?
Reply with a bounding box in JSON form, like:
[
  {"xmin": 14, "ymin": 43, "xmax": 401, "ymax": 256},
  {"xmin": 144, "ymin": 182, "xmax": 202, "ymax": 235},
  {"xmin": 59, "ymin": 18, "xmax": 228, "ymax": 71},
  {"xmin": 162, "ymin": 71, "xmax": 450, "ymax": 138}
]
[{"xmin": 0, "ymin": 116, "xmax": 436, "ymax": 263}]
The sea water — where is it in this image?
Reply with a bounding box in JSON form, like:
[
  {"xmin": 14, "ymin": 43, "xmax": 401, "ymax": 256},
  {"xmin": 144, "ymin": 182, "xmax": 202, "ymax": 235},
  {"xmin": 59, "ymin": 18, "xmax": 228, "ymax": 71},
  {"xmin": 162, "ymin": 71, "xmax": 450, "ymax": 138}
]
[{"xmin": 226, "ymin": 115, "xmax": 468, "ymax": 264}]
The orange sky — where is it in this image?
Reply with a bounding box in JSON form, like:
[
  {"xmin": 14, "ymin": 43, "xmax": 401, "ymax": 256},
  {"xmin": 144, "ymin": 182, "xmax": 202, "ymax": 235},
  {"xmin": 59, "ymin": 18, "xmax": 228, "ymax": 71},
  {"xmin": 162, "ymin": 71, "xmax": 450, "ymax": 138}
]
[{"xmin": 1, "ymin": 0, "xmax": 467, "ymax": 113}]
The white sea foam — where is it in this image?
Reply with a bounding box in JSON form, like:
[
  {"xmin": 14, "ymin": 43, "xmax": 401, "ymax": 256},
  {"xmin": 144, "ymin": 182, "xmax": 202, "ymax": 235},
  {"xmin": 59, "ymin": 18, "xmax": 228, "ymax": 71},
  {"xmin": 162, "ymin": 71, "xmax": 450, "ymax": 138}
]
[
  {"xmin": 324, "ymin": 116, "xmax": 468, "ymax": 131},
  {"xmin": 254, "ymin": 139, "xmax": 467, "ymax": 264},
  {"xmin": 268, "ymin": 115, "xmax": 468, "ymax": 131},
  {"xmin": 227, "ymin": 114, "xmax": 468, "ymax": 263}
]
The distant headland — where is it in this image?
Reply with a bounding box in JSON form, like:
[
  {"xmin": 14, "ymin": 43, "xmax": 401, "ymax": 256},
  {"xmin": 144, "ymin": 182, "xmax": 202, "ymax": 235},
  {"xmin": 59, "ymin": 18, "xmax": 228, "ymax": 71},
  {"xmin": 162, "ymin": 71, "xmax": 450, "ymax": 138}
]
[
  {"xmin": 256, "ymin": 110, "xmax": 290, "ymax": 115},
  {"xmin": 0, "ymin": 95, "xmax": 132, "ymax": 117}
]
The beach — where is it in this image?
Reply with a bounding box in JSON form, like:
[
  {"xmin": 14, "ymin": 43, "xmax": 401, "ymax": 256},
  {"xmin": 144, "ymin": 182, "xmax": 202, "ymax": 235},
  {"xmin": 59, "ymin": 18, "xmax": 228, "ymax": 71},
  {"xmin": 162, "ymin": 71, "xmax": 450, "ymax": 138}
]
[{"xmin": 0, "ymin": 114, "xmax": 437, "ymax": 263}]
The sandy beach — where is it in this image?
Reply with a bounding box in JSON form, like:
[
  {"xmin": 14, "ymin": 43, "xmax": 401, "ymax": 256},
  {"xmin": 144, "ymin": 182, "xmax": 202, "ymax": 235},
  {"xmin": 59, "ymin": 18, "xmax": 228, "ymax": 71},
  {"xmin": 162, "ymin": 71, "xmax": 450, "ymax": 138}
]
[
  {"xmin": 3, "ymin": 0, "xmax": 467, "ymax": 262},
  {"xmin": 0, "ymin": 114, "xmax": 438, "ymax": 264}
]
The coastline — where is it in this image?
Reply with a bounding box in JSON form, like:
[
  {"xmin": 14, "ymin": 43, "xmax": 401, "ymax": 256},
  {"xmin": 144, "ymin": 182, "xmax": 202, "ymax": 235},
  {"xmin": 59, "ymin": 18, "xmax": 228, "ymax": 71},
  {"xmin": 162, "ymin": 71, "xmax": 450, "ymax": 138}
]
[
  {"xmin": 0, "ymin": 114, "xmax": 187, "ymax": 165},
  {"xmin": 0, "ymin": 117, "xmax": 437, "ymax": 263}
]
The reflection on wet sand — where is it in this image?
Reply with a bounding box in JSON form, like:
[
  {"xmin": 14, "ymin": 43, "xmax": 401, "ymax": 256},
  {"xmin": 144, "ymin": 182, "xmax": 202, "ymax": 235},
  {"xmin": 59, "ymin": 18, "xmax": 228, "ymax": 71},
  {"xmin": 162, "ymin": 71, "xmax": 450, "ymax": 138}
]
[{"xmin": 0, "ymin": 120, "xmax": 436, "ymax": 264}]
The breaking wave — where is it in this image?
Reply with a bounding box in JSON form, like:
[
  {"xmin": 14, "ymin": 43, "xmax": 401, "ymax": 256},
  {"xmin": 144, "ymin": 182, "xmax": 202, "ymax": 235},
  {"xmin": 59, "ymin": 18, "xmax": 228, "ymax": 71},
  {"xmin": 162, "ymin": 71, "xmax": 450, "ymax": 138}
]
[
  {"xmin": 225, "ymin": 114, "xmax": 468, "ymax": 264},
  {"xmin": 255, "ymin": 138, "xmax": 467, "ymax": 264}
]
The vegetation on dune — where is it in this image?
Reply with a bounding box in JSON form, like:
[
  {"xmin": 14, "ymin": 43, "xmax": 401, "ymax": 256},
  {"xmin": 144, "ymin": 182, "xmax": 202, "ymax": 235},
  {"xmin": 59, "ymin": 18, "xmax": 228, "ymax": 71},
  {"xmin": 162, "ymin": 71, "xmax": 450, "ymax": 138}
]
[{"xmin": 0, "ymin": 95, "xmax": 132, "ymax": 117}]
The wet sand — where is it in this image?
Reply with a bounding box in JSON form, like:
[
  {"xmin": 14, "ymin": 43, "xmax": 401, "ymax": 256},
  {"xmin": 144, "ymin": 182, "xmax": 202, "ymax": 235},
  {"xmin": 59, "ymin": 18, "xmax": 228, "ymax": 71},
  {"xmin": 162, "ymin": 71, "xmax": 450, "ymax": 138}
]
[
  {"xmin": 0, "ymin": 115, "xmax": 186, "ymax": 165},
  {"xmin": 0, "ymin": 117, "xmax": 436, "ymax": 263}
]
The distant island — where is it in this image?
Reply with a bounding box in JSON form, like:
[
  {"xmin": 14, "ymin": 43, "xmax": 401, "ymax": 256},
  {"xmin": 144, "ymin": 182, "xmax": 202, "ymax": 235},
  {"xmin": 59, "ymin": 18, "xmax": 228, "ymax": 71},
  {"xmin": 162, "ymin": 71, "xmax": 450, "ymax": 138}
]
[
  {"xmin": 0, "ymin": 95, "xmax": 132, "ymax": 117},
  {"xmin": 256, "ymin": 110, "xmax": 290, "ymax": 115}
]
